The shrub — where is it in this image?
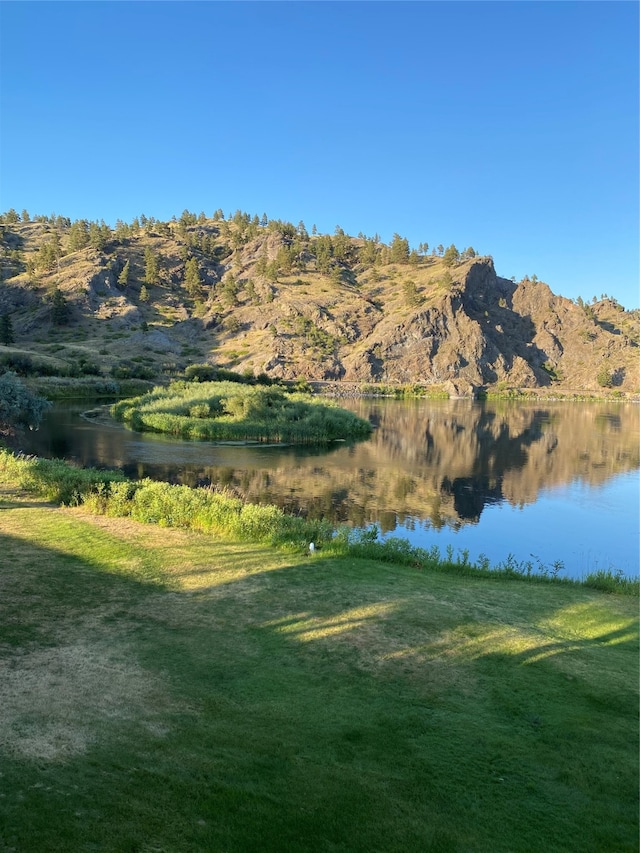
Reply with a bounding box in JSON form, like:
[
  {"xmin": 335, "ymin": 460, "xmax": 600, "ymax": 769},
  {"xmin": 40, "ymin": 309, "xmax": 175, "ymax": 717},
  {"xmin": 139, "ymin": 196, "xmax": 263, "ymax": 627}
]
[{"xmin": 597, "ymin": 368, "xmax": 613, "ymax": 388}]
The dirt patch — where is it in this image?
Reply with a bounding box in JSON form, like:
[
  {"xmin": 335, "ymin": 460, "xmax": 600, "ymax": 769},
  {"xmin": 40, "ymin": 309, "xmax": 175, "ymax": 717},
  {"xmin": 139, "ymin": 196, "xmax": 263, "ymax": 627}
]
[{"xmin": 0, "ymin": 639, "xmax": 173, "ymax": 762}]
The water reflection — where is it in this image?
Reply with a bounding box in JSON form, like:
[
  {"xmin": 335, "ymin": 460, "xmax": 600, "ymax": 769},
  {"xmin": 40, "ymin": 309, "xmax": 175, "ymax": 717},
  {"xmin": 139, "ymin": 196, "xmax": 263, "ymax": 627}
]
[
  {"xmin": 20, "ymin": 398, "xmax": 639, "ymax": 576},
  {"xmin": 24, "ymin": 400, "xmax": 640, "ymax": 577}
]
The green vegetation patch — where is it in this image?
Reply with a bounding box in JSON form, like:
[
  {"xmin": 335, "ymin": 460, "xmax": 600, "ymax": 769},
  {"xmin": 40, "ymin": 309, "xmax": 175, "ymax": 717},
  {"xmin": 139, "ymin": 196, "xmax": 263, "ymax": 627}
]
[
  {"xmin": 0, "ymin": 493, "xmax": 637, "ymax": 852},
  {"xmin": 111, "ymin": 380, "xmax": 373, "ymax": 444}
]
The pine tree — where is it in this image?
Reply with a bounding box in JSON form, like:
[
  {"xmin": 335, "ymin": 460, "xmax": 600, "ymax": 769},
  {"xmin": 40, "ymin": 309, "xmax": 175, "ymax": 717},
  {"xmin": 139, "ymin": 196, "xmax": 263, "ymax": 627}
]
[
  {"xmin": 390, "ymin": 233, "xmax": 410, "ymax": 264},
  {"xmin": 68, "ymin": 220, "xmax": 90, "ymax": 251},
  {"xmin": 117, "ymin": 259, "xmax": 130, "ymax": 289},
  {"xmin": 0, "ymin": 312, "xmax": 14, "ymax": 345},
  {"xmin": 51, "ymin": 288, "xmax": 70, "ymax": 325},
  {"xmin": 443, "ymin": 245, "xmax": 460, "ymax": 267},
  {"xmin": 184, "ymin": 257, "xmax": 203, "ymax": 298},
  {"xmin": 144, "ymin": 248, "xmax": 159, "ymax": 285},
  {"xmin": 89, "ymin": 221, "xmax": 108, "ymax": 251}
]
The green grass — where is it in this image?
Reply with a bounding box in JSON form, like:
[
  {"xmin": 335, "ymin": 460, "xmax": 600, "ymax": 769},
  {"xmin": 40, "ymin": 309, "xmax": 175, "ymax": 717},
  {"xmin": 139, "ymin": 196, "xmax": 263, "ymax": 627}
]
[
  {"xmin": 111, "ymin": 380, "xmax": 373, "ymax": 443},
  {"xmin": 0, "ymin": 491, "xmax": 637, "ymax": 852}
]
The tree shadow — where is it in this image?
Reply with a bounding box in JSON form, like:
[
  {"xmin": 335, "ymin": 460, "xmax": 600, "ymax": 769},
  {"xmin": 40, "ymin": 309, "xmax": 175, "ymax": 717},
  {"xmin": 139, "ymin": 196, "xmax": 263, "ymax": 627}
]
[{"xmin": 1, "ymin": 504, "xmax": 638, "ymax": 852}]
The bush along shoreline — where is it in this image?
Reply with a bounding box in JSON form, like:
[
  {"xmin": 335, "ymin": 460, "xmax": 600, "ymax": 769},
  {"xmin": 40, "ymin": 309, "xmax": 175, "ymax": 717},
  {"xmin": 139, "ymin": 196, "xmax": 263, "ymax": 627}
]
[{"xmin": 0, "ymin": 448, "xmax": 636, "ymax": 595}]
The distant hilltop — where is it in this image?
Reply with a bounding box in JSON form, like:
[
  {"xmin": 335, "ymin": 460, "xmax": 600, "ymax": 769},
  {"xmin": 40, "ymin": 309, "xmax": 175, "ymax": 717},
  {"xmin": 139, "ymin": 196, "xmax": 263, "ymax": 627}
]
[{"xmin": 0, "ymin": 208, "xmax": 638, "ymax": 396}]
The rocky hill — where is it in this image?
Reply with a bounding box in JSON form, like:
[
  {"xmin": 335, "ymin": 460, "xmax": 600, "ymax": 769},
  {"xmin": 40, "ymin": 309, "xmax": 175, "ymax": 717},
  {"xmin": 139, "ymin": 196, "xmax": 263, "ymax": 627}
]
[{"xmin": 0, "ymin": 209, "xmax": 638, "ymax": 395}]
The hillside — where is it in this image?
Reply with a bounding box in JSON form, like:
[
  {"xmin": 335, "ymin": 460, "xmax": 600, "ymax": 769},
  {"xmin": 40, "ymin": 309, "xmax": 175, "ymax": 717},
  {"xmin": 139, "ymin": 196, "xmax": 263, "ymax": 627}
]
[{"xmin": 0, "ymin": 209, "xmax": 638, "ymax": 395}]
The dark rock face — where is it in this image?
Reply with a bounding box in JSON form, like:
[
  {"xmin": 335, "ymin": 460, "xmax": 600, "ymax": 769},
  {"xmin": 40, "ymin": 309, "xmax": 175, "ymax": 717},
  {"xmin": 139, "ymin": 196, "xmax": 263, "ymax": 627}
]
[{"xmin": 336, "ymin": 258, "xmax": 638, "ymax": 393}]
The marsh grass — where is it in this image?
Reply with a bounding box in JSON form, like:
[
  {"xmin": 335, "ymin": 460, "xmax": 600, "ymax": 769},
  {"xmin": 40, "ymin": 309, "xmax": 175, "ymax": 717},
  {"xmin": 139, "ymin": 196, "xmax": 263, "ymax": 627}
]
[
  {"xmin": 0, "ymin": 494, "xmax": 637, "ymax": 852},
  {"xmin": 111, "ymin": 380, "xmax": 373, "ymax": 443}
]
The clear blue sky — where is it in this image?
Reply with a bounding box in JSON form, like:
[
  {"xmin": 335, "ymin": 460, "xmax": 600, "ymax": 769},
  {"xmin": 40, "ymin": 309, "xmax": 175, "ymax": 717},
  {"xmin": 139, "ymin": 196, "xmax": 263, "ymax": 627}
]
[{"xmin": 1, "ymin": 1, "xmax": 638, "ymax": 308}]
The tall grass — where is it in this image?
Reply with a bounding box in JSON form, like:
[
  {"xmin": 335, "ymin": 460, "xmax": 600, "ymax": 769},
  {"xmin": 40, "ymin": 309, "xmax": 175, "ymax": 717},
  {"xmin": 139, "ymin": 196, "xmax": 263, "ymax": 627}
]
[
  {"xmin": 1, "ymin": 448, "xmax": 637, "ymax": 594},
  {"xmin": 0, "ymin": 450, "xmax": 126, "ymax": 504},
  {"xmin": 111, "ymin": 381, "xmax": 373, "ymax": 443}
]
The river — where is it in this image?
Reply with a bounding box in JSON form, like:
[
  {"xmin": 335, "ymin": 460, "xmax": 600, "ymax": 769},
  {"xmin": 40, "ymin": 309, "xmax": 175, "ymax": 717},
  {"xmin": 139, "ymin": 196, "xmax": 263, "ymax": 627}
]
[{"xmin": 19, "ymin": 397, "xmax": 640, "ymax": 580}]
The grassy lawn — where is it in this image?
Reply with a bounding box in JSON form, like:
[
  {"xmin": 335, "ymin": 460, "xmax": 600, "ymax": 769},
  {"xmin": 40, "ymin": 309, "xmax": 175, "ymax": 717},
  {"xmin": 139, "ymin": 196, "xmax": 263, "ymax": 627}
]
[{"xmin": 0, "ymin": 490, "xmax": 637, "ymax": 852}]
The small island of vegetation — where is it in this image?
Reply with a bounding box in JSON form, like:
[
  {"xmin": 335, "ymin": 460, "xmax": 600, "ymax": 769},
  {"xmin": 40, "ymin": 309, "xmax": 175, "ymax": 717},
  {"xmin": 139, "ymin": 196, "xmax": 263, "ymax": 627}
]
[{"xmin": 111, "ymin": 380, "xmax": 373, "ymax": 444}]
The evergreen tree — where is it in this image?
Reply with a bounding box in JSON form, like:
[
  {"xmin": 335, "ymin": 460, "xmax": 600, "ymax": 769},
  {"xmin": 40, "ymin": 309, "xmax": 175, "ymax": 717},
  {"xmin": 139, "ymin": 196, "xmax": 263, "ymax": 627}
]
[
  {"xmin": 314, "ymin": 235, "xmax": 333, "ymax": 273},
  {"xmin": 222, "ymin": 272, "xmax": 239, "ymax": 306},
  {"xmin": 0, "ymin": 312, "xmax": 14, "ymax": 345},
  {"xmin": 359, "ymin": 238, "xmax": 378, "ymax": 266},
  {"xmin": 51, "ymin": 288, "xmax": 70, "ymax": 325},
  {"xmin": 332, "ymin": 230, "xmax": 351, "ymax": 261},
  {"xmin": 403, "ymin": 280, "xmax": 423, "ymax": 307},
  {"xmin": 144, "ymin": 247, "xmax": 159, "ymax": 285},
  {"xmin": 117, "ymin": 259, "xmax": 130, "ymax": 289},
  {"xmin": 37, "ymin": 236, "xmax": 61, "ymax": 271},
  {"xmin": 330, "ymin": 264, "xmax": 343, "ymax": 285},
  {"xmin": 139, "ymin": 285, "xmax": 149, "ymax": 303},
  {"xmin": 390, "ymin": 233, "xmax": 410, "ymax": 264},
  {"xmin": 443, "ymin": 244, "xmax": 460, "ymax": 266},
  {"xmin": 89, "ymin": 221, "xmax": 109, "ymax": 251},
  {"xmin": 114, "ymin": 220, "xmax": 131, "ymax": 241},
  {"xmin": 245, "ymin": 279, "xmax": 258, "ymax": 305},
  {"xmin": 184, "ymin": 257, "xmax": 203, "ymax": 298},
  {"xmin": 264, "ymin": 261, "xmax": 279, "ymax": 283},
  {"xmin": 68, "ymin": 220, "xmax": 90, "ymax": 251},
  {"xmin": 275, "ymin": 245, "xmax": 294, "ymax": 275}
]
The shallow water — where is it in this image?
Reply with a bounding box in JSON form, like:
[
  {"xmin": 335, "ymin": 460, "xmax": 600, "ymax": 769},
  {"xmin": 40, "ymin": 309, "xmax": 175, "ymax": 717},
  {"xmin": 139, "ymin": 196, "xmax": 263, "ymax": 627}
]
[{"xmin": 21, "ymin": 397, "xmax": 640, "ymax": 580}]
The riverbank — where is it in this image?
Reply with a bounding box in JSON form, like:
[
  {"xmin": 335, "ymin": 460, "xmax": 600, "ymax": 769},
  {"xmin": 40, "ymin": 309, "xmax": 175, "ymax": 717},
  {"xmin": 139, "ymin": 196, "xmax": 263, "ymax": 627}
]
[
  {"xmin": 310, "ymin": 380, "xmax": 639, "ymax": 402},
  {"xmin": 0, "ymin": 448, "xmax": 636, "ymax": 593},
  {"xmin": 0, "ymin": 488, "xmax": 637, "ymax": 852},
  {"xmin": 20, "ymin": 372, "xmax": 639, "ymax": 404}
]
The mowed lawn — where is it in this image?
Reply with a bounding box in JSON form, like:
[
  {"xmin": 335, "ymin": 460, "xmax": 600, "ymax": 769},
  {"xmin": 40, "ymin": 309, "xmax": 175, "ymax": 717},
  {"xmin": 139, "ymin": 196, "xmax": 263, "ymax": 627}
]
[{"xmin": 0, "ymin": 491, "xmax": 637, "ymax": 853}]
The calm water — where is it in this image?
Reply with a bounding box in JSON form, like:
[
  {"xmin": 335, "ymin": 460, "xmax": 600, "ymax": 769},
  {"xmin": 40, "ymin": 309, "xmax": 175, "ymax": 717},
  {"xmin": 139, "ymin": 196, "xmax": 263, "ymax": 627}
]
[{"xmin": 21, "ymin": 398, "xmax": 640, "ymax": 580}]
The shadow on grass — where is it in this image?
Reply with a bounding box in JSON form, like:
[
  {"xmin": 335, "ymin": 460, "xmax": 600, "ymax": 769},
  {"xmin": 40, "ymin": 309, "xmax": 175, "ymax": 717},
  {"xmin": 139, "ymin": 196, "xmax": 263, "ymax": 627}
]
[{"xmin": 0, "ymin": 507, "xmax": 638, "ymax": 853}]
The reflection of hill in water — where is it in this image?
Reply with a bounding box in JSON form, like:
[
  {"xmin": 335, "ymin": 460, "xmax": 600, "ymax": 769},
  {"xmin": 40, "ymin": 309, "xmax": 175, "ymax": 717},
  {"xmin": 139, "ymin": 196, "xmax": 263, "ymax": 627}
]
[
  {"xmin": 218, "ymin": 400, "xmax": 639, "ymax": 531},
  {"xmin": 28, "ymin": 400, "xmax": 640, "ymax": 533},
  {"xmin": 145, "ymin": 400, "xmax": 640, "ymax": 531}
]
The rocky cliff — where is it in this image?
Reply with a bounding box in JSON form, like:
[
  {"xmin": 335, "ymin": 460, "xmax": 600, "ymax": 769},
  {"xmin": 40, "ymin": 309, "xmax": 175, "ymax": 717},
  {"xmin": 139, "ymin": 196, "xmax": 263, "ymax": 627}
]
[{"xmin": 0, "ymin": 213, "xmax": 638, "ymax": 394}]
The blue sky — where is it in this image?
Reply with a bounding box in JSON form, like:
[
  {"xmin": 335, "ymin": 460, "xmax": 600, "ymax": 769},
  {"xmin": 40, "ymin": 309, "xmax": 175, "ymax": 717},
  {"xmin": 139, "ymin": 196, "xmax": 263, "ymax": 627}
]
[{"xmin": 1, "ymin": 1, "xmax": 638, "ymax": 308}]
